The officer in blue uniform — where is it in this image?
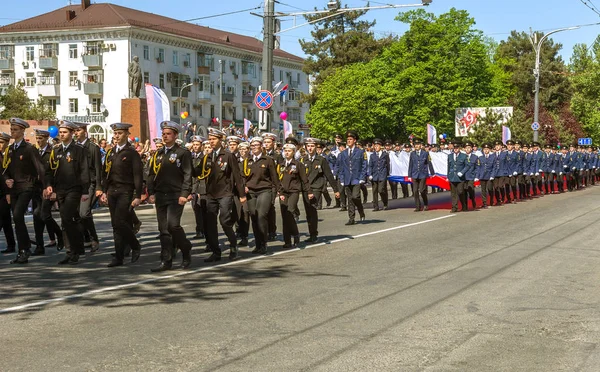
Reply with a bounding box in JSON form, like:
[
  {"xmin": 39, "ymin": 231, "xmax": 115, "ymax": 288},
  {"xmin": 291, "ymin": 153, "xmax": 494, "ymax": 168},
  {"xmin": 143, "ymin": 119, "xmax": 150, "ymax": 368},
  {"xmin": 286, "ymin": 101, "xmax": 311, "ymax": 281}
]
[
  {"xmin": 542, "ymin": 144, "xmax": 554, "ymax": 193},
  {"xmin": 589, "ymin": 146, "xmax": 598, "ymax": 185},
  {"xmin": 477, "ymin": 143, "xmax": 496, "ymax": 209},
  {"xmin": 447, "ymin": 141, "xmax": 468, "ymax": 212},
  {"xmin": 492, "ymin": 141, "xmax": 508, "ymax": 205},
  {"xmin": 368, "ymin": 138, "xmax": 390, "ymax": 211},
  {"xmin": 336, "ymin": 130, "xmax": 367, "ymax": 225},
  {"xmin": 523, "ymin": 144, "xmax": 534, "ymax": 198},
  {"xmin": 505, "ymin": 140, "xmax": 519, "ymax": 204},
  {"xmin": 554, "ymin": 146, "xmax": 566, "ymax": 193},
  {"xmin": 567, "ymin": 144, "xmax": 579, "ymax": 191},
  {"xmin": 530, "ymin": 142, "xmax": 545, "ymax": 196},
  {"xmin": 408, "ymin": 139, "xmax": 433, "ymax": 212},
  {"xmin": 463, "ymin": 141, "xmax": 479, "ymax": 210}
]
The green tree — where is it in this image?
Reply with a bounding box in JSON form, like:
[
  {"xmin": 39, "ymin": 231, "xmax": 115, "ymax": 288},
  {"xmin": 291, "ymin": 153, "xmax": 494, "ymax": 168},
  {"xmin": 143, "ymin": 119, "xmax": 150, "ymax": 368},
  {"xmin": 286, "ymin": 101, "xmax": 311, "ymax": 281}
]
[
  {"xmin": 29, "ymin": 95, "xmax": 56, "ymax": 121},
  {"xmin": 0, "ymin": 84, "xmax": 32, "ymax": 119},
  {"xmin": 569, "ymin": 39, "xmax": 600, "ymax": 141},
  {"xmin": 299, "ymin": 1, "xmax": 393, "ymax": 105}
]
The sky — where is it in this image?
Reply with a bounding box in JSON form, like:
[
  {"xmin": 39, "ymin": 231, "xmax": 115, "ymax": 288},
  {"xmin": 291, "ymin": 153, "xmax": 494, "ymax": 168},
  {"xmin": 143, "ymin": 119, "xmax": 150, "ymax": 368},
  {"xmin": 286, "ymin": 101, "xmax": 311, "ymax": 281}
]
[{"xmin": 2, "ymin": 0, "xmax": 600, "ymax": 62}]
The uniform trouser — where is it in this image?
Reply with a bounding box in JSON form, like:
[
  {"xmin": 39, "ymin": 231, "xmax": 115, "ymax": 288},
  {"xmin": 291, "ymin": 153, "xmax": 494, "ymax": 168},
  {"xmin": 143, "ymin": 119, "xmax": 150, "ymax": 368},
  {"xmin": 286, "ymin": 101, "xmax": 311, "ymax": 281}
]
[
  {"xmin": 401, "ymin": 183, "xmax": 410, "ymax": 198},
  {"xmin": 319, "ymin": 183, "xmax": 331, "ymax": 208},
  {"xmin": 531, "ymin": 174, "xmax": 542, "ymax": 195},
  {"xmin": 480, "ymin": 180, "xmax": 492, "ymax": 207},
  {"xmin": 247, "ymin": 190, "xmax": 271, "ymax": 248},
  {"xmin": 302, "ymin": 189, "xmax": 321, "ymax": 238},
  {"xmin": 345, "ymin": 184, "xmax": 365, "ymax": 221},
  {"xmin": 155, "ymin": 199, "xmax": 191, "ymax": 262},
  {"xmin": 206, "ymin": 196, "xmax": 236, "ymax": 255},
  {"xmin": 234, "ymin": 195, "xmax": 249, "ymax": 239},
  {"xmin": 493, "ymin": 177, "xmax": 506, "ymax": 203},
  {"xmin": 555, "ymin": 174, "xmax": 565, "ymax": 192},
  {"xmin": 450, "ymin": 182, "xmax": 466, "ymax": 211},
  {"xmin": 267, "ymin": 191, "xmax": 277, "ymax": 235},
  {"xmin": 412, "ymin": 178, "xmax": 428, "ymax": 209},
  {"xmin": 505, "ymin": 176, "xmax": 517, "ymax": 202},
  {"xmin": 10, "ymin": 189, "xmax": 33, "ymax": 253},
  {"xmin": 545, "ymin": 173, "xmax": 554, "ymax": 193},
  {"xmin": 371, "ymin": 180, "xmax": 388, "ymax": 208},
  {"xmin": 132, "ymin": 210, "xmax": 140, "ymax": 227},
  {"xmin": 79, "ymin": 185, "xmax": 99, "ymax": 243},
  {"xmin": 108, "ymin": 191, "xmax": 140, "ymax": 263},
  {"xmin": 337, "ymin": 180, "xmax": 347, "ymax": 208},
  {"xmin": 32, "ymin": 191, "xmax": 61, "ymax": 249},
  {"xmin": 57, "ymin": 191, "xmax": 84, "ymax": 255},
  {"xmin": 191, "ymin": 194, "xmax": 205, "ymax": 234},
  {"xmin": 360, "ymin": 183, "xmax": 368, "ymax": 202},
  {"xmin": 517, "ymin": 175, "xmax": 526, "ymax": 198},
  {"xmin": 280, "ymin": 192, "xmax": 300, "ymax": 244},
  {"xmin": 464, "ymin": 180, "xmax": 476, "ymax": 208},
  {"xmin": 0, "ymin": 196, "xmax": 15, "ymax": 249},
  {"xmin": 388, "ymin": 180, "xmax": 398, "ymax": 199}
]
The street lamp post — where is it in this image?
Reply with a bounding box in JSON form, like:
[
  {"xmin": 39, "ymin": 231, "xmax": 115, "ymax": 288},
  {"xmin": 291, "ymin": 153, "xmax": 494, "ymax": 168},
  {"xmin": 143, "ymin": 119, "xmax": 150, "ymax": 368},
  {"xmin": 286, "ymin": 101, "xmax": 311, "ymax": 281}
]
[{"xmin": 529, "ymin": 26, "xmax": 579, "ymax": 142}]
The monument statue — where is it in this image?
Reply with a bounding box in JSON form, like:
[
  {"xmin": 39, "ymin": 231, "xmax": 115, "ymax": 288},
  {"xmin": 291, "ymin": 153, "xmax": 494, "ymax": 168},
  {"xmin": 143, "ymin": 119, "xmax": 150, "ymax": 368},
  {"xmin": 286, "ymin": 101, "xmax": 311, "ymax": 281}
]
[{"xmin": 128, "ymin": 56, "xmax": 142, "ymax": 98}]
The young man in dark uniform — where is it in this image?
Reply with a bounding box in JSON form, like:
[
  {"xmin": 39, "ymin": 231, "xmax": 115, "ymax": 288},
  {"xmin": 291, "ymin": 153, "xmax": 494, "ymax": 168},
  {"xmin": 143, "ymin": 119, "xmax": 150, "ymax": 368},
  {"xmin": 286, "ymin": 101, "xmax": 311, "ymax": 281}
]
[
  {"xmin": 200, "ymin": 128, "xmax": 246, "ymax": 262},
  {"xmin": 189, "ymin": 135, "xmax": 206, "ymax": 240},
  {"xmin": 31, "ymin": 129, "xmax": 63, "ymax": 256},
  {"xmin": 101, "ymin": 123, "xmax": 144, "ymax": 267},
  {"xmin": 301, "ymin": 138, "xmax": 339, "ymax": 243},
  {"xmin": 74, "ymin": 122, "xmax": 103, "ymax": 252},
  {"xmin": 368, "ymin": 138, "xmax": 389, "ymax": 211},
  {"xmin": 262, "ymin": 132, "xmax": 281, "ymax": 240},
  {"xmin": 0, "ymin": 132, "xmax": 15, "ymax": 254},
  {"xmin": 336, "ymin": 130, "xmax": 367, "ymax": 225},
  {"xmin": 3, "ymin": 118, "xmax": 46, "ymax": 264},
  {"xmin": 45, "ymin": 120, "xmax": 90, "ymax": 265},
  {"xmin": 148, "ymin": 121, "xmax": 193, "ymax": 272}
]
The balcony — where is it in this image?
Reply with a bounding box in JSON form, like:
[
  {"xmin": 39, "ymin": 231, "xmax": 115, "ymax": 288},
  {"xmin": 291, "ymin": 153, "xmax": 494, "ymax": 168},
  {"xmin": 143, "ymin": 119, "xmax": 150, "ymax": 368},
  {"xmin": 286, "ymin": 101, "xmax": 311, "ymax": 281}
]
[
  {"xmin": 0, "ymin": 74, "xmax": 14, "ymax": 87},
  {"xmin": 197, "ymin": 66, "xmax": 210, "ymax": 75},
  {"xmin": 82, "ymin": 54, "xmax": 102, "ymax": 68},
  {"xmin": 39, "ymin": 49, "xmax": 58, "ymax": 70},
  {"xmin": 171, "ymin": 87, "xmax": 190, "ymax": 98},
  {"xmin": 222, "ymin": 93, "xmax": 234, "ymax": 102},
  {"xmin": 83, "ymin": 71, "xmax": 104, "ymax": 95},
  {"xmin": 37, "ymin": 74, "xmax": 60, "ymax": 96},
  {"xmin": 242, "ymin": 91, "xmax": 254, "ymax": 104},
  {"xmin": 198, "ymin": 90, "xmax": 211, "ymax": 101},
  {"xmin": 290, "ymin": 80, "xmax": 299, "ymax": 89},
  {"xmin": 285, "ymin": 99, "xmax": 299, "ymax": 108},
  {"xmin": 0, "ymin": 57, "xmax": 14, "ymax": 71}
]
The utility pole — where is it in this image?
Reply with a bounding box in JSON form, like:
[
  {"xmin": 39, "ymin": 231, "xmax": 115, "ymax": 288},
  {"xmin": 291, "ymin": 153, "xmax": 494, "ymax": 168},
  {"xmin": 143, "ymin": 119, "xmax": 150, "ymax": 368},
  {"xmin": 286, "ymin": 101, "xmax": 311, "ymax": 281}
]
[
  {"xmin": 261, "ymin": 0, "xmax": 275, "ymax": 132},
  {"xmin": 219, "ymin": 59, "xmax": 224, "ymax": 131},
  {"xmin": 529, "ymin": 26, "xmax": 579, "ymax": 142}
]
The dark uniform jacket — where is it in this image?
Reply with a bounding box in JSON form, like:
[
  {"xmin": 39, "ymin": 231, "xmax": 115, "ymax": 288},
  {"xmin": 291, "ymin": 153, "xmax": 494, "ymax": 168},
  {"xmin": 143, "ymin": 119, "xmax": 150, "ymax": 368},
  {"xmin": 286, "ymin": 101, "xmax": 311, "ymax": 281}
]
[
  {"xmin": 148, "ymin": 144, "xmax": 192, "ymax": 199},
  {"xmin": 201, "ymin": 147, "xmax": 244, "ymax": 199},
  {"xmin": 79, "ymin": 138, "xmax": 102, "ymax": 193},
  {"xmin": 447, "ymin": 152, "xmax": 468, "ymax": 183},
  {"xmin": 3, "ymin": 140, "xmax": 46, "ymax": 192},
  {"xmin": 36, "ymin": 143, "xmax": 52, "ymax": 190},
  {"xmin": 243, "ymin": 153, "xmax": 279, "ymax": 192},
  {"xmin": 191, "ymin": 151, "xmax": 206, "ymax": 196},
  {"xmin": 477, "ymin": 153, "xmax": 496, "ymax": 180},
  {"xmin": 278, "ymin": 158, "xmax": 311, "ymax": 194},
  {"xmin": 46, "ymin": 142, "xmax": 90, "ymax": 194},
  {"xmin": 102, "ymin": 143, "xmax": 143, "ymax": 198},
  {"xmin": 368, "ymin": 151, "xmax": 389, "ymax": 182},
  {"xmin": 301, "ymin": 154, "xmax": 338, "ymax": 192}
]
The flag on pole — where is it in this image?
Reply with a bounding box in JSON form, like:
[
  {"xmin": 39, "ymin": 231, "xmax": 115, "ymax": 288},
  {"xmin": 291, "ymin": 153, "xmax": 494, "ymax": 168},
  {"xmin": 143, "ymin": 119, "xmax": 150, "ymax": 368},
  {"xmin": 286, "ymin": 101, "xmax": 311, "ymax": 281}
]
[
  {"xmin": 502, "ymin": 125, "xmax": 511, "ymax": 144},
  {"xmin": 276, "ymin": 84, "xmax": 289, "ymax": 97},
  {"xmin": 145, "ymin": 83, "xmax": 170, "ymax": 148},
  {"xmin": 283, "ymin": 120, "xmax": 293, "ymax": 139},
  {"xmin": 244, "ymin": 118, "xmax": 252, "ymax": 137},
  {"xmin": 427, "ymin": 123, "xmax": 437, "ymax": 145}
]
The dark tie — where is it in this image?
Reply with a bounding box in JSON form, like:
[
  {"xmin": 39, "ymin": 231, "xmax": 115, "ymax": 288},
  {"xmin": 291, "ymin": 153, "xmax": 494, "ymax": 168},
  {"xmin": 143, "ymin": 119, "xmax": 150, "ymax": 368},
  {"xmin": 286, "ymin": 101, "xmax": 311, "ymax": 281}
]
[{"xmin": 349, "ymin": 149, "xmax": 352, "ymax": 158}]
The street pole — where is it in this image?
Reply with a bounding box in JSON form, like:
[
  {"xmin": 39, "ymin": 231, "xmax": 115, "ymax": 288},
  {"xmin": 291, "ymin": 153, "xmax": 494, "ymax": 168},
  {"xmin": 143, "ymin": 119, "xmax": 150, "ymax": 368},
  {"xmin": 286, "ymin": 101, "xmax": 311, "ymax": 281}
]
[
  {"xmin": 219, "ymin": 59, "xmax": 224, "ymax": 132},
  {"xmin": 261, "ymin": 0, "xmax": 274, "ymax": 132},
  {"xmin": 179, "ymin": 82, "xmax": 193, "ymax": 139},
  {"xmin": 530, "ymin": 26, "xmax": 579, "ymax": 142}
]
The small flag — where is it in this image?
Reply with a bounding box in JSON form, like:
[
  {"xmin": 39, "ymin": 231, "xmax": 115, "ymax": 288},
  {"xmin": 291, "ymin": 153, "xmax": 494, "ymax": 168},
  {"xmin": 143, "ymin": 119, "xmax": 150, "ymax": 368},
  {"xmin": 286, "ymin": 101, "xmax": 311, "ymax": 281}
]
[
  {"xmin": 277, "ymin": 84, "xmax": 289, "ymax": 97},
  {"xmin": 427, "ymin": 123, "xmax": 437, "ymax": 145},
  {"xmin": 283, "ymin": 120, "xmax": 293, "ymax": 139},
  {"xmin": 502, "ymin": 126, "xmax": 511, "ymax": 144},
  {"xmin": 244, "ymin": 118, "xmax": 251, "ymax": 136}
]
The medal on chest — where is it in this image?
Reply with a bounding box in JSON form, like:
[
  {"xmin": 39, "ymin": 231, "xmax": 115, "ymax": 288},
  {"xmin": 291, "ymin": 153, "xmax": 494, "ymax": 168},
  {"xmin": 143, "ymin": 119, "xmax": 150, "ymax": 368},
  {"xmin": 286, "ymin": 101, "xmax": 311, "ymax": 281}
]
[
  {"xmin": 169, "ymin": 153, "xmax": 177, "ymax": 163},
  {"xmin": 66, "ymin": 152, "xmax": 72, "ymax": 163}
]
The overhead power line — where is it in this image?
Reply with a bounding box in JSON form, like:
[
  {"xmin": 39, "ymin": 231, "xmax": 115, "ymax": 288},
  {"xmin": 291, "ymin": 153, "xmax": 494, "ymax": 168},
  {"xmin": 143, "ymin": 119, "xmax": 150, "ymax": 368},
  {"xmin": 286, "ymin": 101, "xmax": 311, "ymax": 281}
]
[
  {"xmin": 579, "ymin": 0, "xmax": 600, "ymax": 17},
  {"xmin": 145, "ymin": 5, "xmax": 263, "ymax": 29}
]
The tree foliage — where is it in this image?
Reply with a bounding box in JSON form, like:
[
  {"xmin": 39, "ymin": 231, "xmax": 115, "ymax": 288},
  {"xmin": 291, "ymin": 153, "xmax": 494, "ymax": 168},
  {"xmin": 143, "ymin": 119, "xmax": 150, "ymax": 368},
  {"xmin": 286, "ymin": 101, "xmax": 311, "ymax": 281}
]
[
  {"xmin": 569, "ymin": 38, "xmax": 600, "ymax": 141},
  {"xmin": 0, "ymin": 84, "xmax": 56, "ymax": 121}
]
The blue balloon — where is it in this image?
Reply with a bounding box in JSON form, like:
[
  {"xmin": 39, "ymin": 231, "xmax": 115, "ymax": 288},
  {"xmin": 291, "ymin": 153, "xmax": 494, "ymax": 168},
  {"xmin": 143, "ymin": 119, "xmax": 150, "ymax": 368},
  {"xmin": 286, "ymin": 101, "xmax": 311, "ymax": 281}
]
[
  {"xmin": 48, "ymin": 126, "xmax": 58, "ymax": 138},
  {"xmin": 134, "ymin": 137, "xmax": 139, "ymax": 142},
  {"xmin": 442, "ymin": 133, "xmax": 447, "ymax": 139}
]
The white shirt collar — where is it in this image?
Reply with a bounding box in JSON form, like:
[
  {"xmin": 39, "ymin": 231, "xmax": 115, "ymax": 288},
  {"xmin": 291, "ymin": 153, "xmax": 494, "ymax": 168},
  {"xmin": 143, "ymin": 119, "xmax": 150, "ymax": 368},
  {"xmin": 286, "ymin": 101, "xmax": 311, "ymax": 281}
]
[
  {"xmin": 79, "ymin": 138, "xmax": 88, "ymax": 146},
  {"xmin": 13, "ymin": 139, "xmax": 23, "ymax": 148},
  {"xmin": 62, "ymin": 141, "xmax": 73, "ymax": 150}
]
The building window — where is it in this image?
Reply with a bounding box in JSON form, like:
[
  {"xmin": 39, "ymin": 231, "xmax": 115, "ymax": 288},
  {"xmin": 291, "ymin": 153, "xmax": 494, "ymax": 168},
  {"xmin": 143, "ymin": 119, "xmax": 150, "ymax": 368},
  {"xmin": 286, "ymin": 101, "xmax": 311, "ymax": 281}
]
[
  {"xmin": 46, "ymin": 99, "xmax": 57, "ymax": 113},
  {"xmin": 159, "ymin": 74, "xmax": 165, "ymax": 89},
  {"xmin": 0, "ymin": 45, "xmax": 13, "ymax": 59},
  {"xmin": 90, "ymin": 98, "xmax": 102, "ymax": 113},
  {"xmin": 156, "ymin": 48, "xmax": 165, "ymax": 63},
  {"xmin": 143, "ymin": 72, "xmax": 149, "ymax": 84},
  {"xmin": 232, "ymin": 107, "xmax": 237, "ymax": 121},
  {"xmin": 84, "ymin": 41, "xmax": 102, "ymax": 55},
  {"xmin": 25, "ymin": 47, "xmax": 34, "ymax": 61},
  {"xmin": 198, "ymin": 76, "xmax": 210, "ymax": 92},
  {"xmin": 69, "ymin": 98, "xmax": 78, "ymax": 114},
  {"xmin": 172, "ymin": 51, "xmax": 178, "ymax": 66},
  {"xmin": 183, "ymin": 53, "xmax": 191, "ymax": 67},
  {"xmin": 143, "ymin": 45, "xmax": 149, "ymax": 60},
  {"xmin": 88, "ymin": 124, "xmax": 106, "ymax": 142},
  {"xmin": 279, "ymin": 70, "xmax": 283, "ymax": 81},
  {"xmin": 297, "ymin": 73, "xmax": 301, "ymax": 84},
  {"xmin": 198, "ymin": 105, "xmax": 203, "ymax": 117},
  {"xmin": 210, "ymin": 81, "xmax": 215, "ymax": 94},
  {"xmin": 69, "ymin": 71, "xmax": 78, "ymax": 87},
  {"xmin": 69, "ymin": 44, "xmax": 78, "ymax": 59},
  {"xmin": 25, "ymin": 73, "xmax": 35, "ymax": 87},
  {"xmin": 38, "ymin": 72, "xmax": 59, "ymax": 85},
  {"xmin": 210, "ymin": 105, "xmax": 215, "ymax": 119}
]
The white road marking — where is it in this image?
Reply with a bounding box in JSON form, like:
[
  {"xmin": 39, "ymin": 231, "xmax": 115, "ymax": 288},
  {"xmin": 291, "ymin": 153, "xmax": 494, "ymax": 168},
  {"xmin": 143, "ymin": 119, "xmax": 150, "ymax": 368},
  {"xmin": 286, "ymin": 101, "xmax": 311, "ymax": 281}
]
[{"xmin": 0, "ymin": 215, "xmax": 454, "ymax": 314}]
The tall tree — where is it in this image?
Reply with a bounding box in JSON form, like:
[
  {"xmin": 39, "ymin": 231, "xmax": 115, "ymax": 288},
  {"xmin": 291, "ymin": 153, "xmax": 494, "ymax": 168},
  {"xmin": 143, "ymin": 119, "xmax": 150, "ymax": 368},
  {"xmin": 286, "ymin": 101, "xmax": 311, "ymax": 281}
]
[
  {"xmin": 569, "ymin": 38, "xmax": 600, "ymax": 141},
  {"xmin": 0, "ymin": 84, "xmax": 32, "ymax": 119},
  {"xmin": 299, "ymin": 1, "xmax": 393, "ymax": 105}
]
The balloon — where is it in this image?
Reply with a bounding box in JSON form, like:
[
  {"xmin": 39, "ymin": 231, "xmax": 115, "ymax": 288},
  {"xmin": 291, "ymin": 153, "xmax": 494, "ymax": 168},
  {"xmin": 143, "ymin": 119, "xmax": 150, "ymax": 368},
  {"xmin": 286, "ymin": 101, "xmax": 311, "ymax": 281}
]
[
  {"xmin": 48, "ymin": 126, "xmax": 58, "ymax": 138},
  {"xmin": 180, "ymin": 111, "xmax": 189, "ymax": 119},
  {"xmin": 439, "ymin": 134, "xmax": 443, "ymax": 139},
  {"xmin": 280, "ymin": 112, "xmax": 288, "ymax": 121},
  {"xmin": 442, "ymin": 133, "xmax": 447, "ymax": 139},
  {"xmin": 134, "ymin": 137, "xmax": 139, "ymax": 142}
]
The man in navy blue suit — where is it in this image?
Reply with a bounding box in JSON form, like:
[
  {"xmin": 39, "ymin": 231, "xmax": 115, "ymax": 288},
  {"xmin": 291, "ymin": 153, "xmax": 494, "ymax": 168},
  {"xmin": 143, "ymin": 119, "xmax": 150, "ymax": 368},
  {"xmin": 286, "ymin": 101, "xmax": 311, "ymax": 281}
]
[
  {"xmin": 368, "ymin": 138, "xmax": 389, "ymax": 211},
  {"xmin": 336, "ymin": 130, "xmax": 367, "ymax": 225},
  {"xmin": 463, "ymin": 141, "xmax": 479, "ymax": 210},
  {"xmin": 408, "ymin": 139, "xmax": 433, "ymax": 212},
  {"xmin": 447, "ymin": 141, "xmax": 468, "ymax": 212},
  {"xmin": 477, "ymin": 143, "xmax": 496, "ymax": 209}
]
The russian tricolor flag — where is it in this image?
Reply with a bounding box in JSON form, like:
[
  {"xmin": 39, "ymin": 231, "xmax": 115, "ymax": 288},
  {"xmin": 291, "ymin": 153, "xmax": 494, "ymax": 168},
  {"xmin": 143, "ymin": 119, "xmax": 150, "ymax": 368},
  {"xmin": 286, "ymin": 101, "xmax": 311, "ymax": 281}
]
[
  {"xmin": 145, "ymin": 83, "xmax": 170, "ymax": 147},
  {"xmin": 502, "ymin": 125, "xmax": 511, "ymax": 144}
]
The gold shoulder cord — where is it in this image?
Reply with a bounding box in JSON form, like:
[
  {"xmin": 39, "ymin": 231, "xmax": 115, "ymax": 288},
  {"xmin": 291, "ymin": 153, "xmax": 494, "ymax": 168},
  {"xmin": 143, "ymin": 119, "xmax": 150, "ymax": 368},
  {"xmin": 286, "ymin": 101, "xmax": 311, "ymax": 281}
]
[
  {"xmin": 277, "ymin": 164, "xmax": 283, "ymax": 180},
  {"xmin": 299, "ymin": 157, "xmax": 308, "ymax": 174},
  {"xmin": 2, "ymin": 147, "xmax": 11, "ymax": 170},
  {"xmin": 49, "ymin": 148, "xmax": 59, "ymax": 172},
  {"xmin": 243, "ymin": 158, "xmax": 251, "ymax": 177},
  {"xmin": 104, "ymin": 149, "xmax": 113, "ymax": 175},
  {"xmin": 197, "ymin": 154, "xmax": 212, "ymax": 180},
  {"xmin": 152, "ymin": 150, "xmax": 162, "ymax": 177}
]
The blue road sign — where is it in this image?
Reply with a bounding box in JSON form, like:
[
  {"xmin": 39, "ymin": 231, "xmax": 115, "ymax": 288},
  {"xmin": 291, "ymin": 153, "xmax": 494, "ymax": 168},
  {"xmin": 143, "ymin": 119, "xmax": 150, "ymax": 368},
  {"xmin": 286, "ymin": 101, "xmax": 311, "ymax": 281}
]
[
  {"xmin": 254, "ymin": 90, "xmax": 273, "ymax": 110},
  {"xmin": 531, "ymin": 122, "xmax": 540, "ymax": 131},
  {"xmin": 578, "ymin": 138, "xmax": 592, "ymax": 146}
]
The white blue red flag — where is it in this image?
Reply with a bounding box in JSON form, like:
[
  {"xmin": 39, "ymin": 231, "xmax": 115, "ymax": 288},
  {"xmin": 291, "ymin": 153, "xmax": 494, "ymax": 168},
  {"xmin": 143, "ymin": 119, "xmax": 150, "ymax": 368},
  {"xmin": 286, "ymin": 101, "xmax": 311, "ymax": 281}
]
[{"xmin": 144, "ymin": 83, "xmax": 170, "ymax": 147}]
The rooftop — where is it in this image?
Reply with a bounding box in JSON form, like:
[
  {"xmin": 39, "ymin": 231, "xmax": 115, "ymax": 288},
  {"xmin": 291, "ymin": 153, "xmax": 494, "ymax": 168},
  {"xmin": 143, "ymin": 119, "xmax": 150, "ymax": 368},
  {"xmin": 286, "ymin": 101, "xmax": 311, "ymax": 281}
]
[{"xmin": 0, "ymin": 2, "xmax": 303, "ymax": 63}]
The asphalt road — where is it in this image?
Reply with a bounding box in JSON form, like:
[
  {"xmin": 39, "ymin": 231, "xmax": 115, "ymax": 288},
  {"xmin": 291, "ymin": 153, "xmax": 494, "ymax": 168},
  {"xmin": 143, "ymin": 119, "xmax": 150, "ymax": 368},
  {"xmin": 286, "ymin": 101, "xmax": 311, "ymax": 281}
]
[{"xmin": 1, "ymin": 187, "xmax": 600, "ymax": 371}]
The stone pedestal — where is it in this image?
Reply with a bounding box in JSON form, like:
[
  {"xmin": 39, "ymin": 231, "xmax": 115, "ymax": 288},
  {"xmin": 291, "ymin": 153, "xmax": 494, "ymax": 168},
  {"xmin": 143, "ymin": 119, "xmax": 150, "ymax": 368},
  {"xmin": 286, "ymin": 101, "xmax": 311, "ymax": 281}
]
[{"xmin": 121, "ymin": 98, "xmax": 148, "ymax": 142}]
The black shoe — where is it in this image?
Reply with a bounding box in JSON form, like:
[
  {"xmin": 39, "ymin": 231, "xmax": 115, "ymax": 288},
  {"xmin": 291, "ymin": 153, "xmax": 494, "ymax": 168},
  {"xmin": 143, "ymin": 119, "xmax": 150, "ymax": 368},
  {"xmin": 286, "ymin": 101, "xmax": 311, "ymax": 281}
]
[
  {"xmin": 58, "ymin": 255, "xmax": 72, "ymax": 265},
  {"xmin": 133, "ymin": 221, "xmax": 142, "ymax": 235},
  {"xmin": 203, "ymin": 246, "xmax": 212, "ymax": 253},
  {"xmin": 68, "ymin": 254, "xmax": 80, "ymax": 264},
  {"xmin": 56, "ymin": 240, "xmax": 64, "ymax": 251},
  {"xmin": 1, "ymin": 247, "xmax": 16, "ymax": 254},
  {"xmin": 293, "ymin": 236, "xmax": 299, "ymax": 248},
  {"xmin": 360, "ymin": 215, "xmax": 366, "ymax": 222},
  {"xmin": 131, "ymin": 249, "xmax": 141, "ymax": 263},
  {"xmin": 414, "ymin": 208, "xmax": 421, "ymax": 212},
  {"xmin": 151, "ymin": 261, "xmax": 172, "ymax": 272},
  {"xmin": 423, "ymin": 206, "xmax": 429, "ymax": 211},
  {"xmin": 372, "ymin": 208, "xmax": 380, "ymax": 212},
  {"xmin": 345, "ymin": 219, "xmax": 355, "ymax": 225},
  {"xmin": 44, "ymin": 241, "xmax": 57, "ymax": 248},
  {"xmin": 107, "ymin": 259, "xmax": 123, "ymax": 268},
  {"xmin": 383, "ymin": 206, "xmax": 389, "ymax": 210},
  {"xmin": 268, "ymin": 233, "xmax": 277, "ymax": 241},
  {"xmin": 10, "ymin": 252, "xmax": 29, "ymax": 264},
  {"xmin": 204, "ymin": 254, "xmax": 221, "ymax": 263},
  {"xmin": 339, "ymin": 207, "xmax": 347, "ymax": 211},
  {"xmin": 31, "ymin": 248, "xmax": 45, "ymax": 256},
  {"xmin": 305, "ymin": 236, "xmax": 318, "ymax": 243},
  {"xmin": 182, "ymin": 251, "xmax": 192, "ymax": 268},
  {"xmin": 192, "ymin": 232, "xmax": 205, "ymax": 239},
  {"xmin": 251, "ymin": 247, "xmax": 261, "ymax": 254},
  {"xmin": 257, "ymin": 245, "xmax": 268, "ymax": 255},
  {"xmin": 90, "ymin": 241, "xmax": 100, "ymax": 253},
  {"xmin": 282, "ymin": 243, "xmax": 293, "ymax": 248},
  {"xmin": 238, "ymin": 238, "xmax": 248, "ymax": 247},
  {"xmin": 229, "ymin": 246, "xmax": 239, "ymax": 261}
]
